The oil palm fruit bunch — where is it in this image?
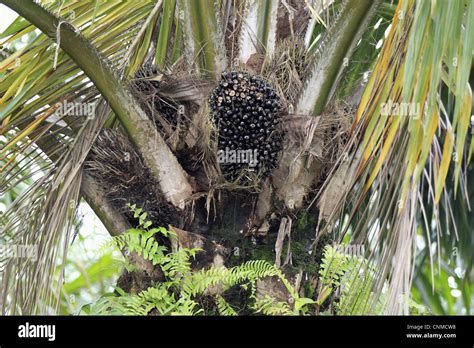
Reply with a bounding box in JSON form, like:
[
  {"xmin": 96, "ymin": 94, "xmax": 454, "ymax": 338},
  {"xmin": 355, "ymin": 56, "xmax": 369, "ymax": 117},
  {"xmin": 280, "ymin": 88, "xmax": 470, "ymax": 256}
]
[{"xmin": 209, "ymin": 71, "xmax": 283, "ymax": 183}]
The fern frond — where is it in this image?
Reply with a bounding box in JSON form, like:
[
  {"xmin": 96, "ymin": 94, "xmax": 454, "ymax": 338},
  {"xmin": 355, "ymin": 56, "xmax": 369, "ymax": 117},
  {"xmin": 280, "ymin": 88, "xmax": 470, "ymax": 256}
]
[
  {"xmin": 137, "ymin": 286, "xmax": 177, "ymax": 314},
  {"xmin": 170, "ymin": 296, "xmax": 202, "ymax": 316},
  {"xmin": 318, "ymin": 244, "xmax": 386, "ymax": 315},
  {"xmin": 319, "ymin": 245, "xmax": 349, "ymax": 287},
  {"xmin": 225, "ymin": 260, "xmax": 279, "ymax": 287},
  {"xmin": 182, "ymin": 266, "xmax": 227, "ymax": 297},
  {"xmin": 90, "ymin": 214, "xmax": 307, "ymax": 316},
  {"xmin": 253, "ymin": 295, "xmax": 293, "ymax": 316},
  {"xmin": 216, "ymin": 295, "xmax": 238, "ymax": 316},
  {"xmin": 112, "ymin": 228, "xmax": 168, "ymax": 265},
  {"xmin": 159, "ymin": 248, "xmax": 200, "ymax": 278}
]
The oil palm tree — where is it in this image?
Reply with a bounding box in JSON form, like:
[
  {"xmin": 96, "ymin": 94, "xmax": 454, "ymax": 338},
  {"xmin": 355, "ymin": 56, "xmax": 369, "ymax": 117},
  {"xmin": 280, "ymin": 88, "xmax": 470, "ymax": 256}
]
[{"xmin": 0, "ymin": 0, "xmax": 472, "ymax": 315}]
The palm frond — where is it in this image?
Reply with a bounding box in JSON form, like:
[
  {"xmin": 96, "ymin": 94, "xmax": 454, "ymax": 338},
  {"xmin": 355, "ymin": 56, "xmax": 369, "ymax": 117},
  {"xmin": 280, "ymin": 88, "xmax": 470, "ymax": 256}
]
[
  {"xmin": 316, "ymin": 0, "xmax": 474, "ymax": 314},
  {"xmin": 237, "ymin": 0, "xmax": 279, "ymax": 67},
  {"xmin": 0, "ymin": 0, "xmax": 187, "ymax": 314},
  {"xmin": 1, "ymin": 101, "xmax": 109, "ymax": 314},
  {"xmin": 267, "ymin": 0, "xmax": 381, "ymax": 212},
  {"xmin": 297, "ymin": 0, "xmax": 381, "ymax": 116},
  {"xmin": 177, "ymin": 0, "xmax": 227, "ymax": 80}
]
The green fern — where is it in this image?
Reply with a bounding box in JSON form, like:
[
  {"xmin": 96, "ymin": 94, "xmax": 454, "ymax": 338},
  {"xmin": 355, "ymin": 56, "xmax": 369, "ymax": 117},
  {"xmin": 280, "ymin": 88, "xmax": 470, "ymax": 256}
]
[
  {"xmin": 112, "ymin": 228, "xmax": 167, "ymax": 265},
  {"xmin": 110, "ymin": 204, "xmax": 175, "ymax": 265},
  {"xmin": 216, "ymin": 295, "xmax": 238, "ymax": 316},
  {"xmin": 318, "ymin": 245, "xmax": 428, "ymax": 315},
  {"xmin": 319, "ymin": 245, "xmax": 349, "ymax": 287},
  {"xmin": 159, "ymin": 247, "xmax": 200, "ymax": 279},
  {"xmin": 182, "ymin": 266, "xmax": 227, "ymax": 297},
  {"xmin": 225, "ymin": 260, "xmax": 280, "ymax": 286},
  {"xmin": 318, "ymin": 244, "xmax": 383, "ymax": 314},
  {"xmin": 87, "ymin": 205, "xmax": 316, "ymax": 316},
  {"xmin": 252, "ymin": 295, "xmax": 293, "ymax": 315}
]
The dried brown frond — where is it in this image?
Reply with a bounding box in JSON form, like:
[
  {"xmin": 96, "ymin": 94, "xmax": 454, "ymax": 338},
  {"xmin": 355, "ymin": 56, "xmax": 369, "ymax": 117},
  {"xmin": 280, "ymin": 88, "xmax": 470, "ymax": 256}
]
[
  {"xmin": 85, "ymin": 129, "xmax": 183, "ymax": 229},
  {"xmin": 222, "ymin": 0, "xmax": 246, "ymax": 64},
  {"xmin": 130, "ymin": 64, "xmax": 209, "ymax": 151},
  {"xmin": 315, "ymin": 102, "xmax": 354, "ymax": 167},
  {"xmin": 276, "ymin": 0, "xmax": 311, "ymax": 42},
  {"xmin": 261, "ymin": 36, "xmax": 314, "ymax": 109}
]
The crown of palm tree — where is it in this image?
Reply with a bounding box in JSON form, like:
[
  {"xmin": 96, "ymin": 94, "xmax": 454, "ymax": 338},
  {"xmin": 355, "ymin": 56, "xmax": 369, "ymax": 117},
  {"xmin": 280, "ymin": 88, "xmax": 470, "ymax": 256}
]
[{"xmin": 0, "ymin": 0, "xmax": 472, "ymax": 315}]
